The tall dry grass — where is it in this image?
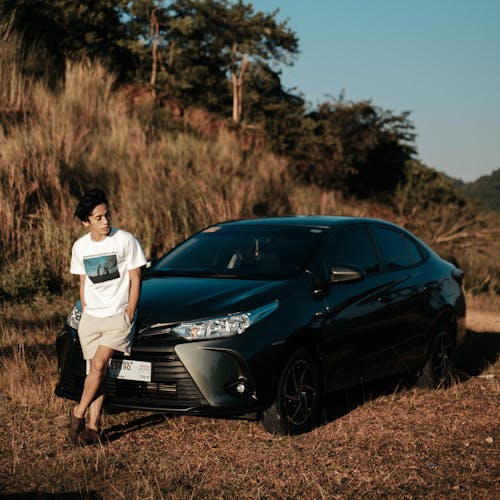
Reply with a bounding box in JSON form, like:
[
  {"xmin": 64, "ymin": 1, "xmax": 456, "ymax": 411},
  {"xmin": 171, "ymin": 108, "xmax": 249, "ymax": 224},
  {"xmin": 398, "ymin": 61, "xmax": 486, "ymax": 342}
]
[
  {"xmin": 0, "ymin": 43, "xmax": 335, "ymax": 300},
  {"xmin": 0, "ymin": 30, "xmax": 498, "ymax": 304}
]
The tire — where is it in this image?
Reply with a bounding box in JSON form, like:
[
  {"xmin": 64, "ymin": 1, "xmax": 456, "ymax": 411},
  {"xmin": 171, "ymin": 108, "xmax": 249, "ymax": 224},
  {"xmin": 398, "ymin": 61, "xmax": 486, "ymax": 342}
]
[
  {"xmin": 261, "ymin": 348, "xmax": 320, "ymax": 435},
  {"xmin": 417, "ymin": 322, "xmax": 458, "ymax": 389}
]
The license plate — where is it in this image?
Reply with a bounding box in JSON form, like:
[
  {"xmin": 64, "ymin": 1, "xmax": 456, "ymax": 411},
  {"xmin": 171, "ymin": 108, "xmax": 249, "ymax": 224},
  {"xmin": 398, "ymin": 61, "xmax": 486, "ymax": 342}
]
[{"xmin": 86, "ymin": 359, "xmax": 152, "ymax": 382}]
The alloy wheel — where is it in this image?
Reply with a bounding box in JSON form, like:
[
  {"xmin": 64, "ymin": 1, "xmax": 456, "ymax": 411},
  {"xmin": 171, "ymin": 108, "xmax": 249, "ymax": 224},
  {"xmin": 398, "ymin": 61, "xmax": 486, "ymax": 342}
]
[
  {"xmin": 282, "ymin": 358, "xmax": 317, "ymax": 426},
  {"xmin": 431, "ymin": 326, "xmax": 455, "ymax": 387}
]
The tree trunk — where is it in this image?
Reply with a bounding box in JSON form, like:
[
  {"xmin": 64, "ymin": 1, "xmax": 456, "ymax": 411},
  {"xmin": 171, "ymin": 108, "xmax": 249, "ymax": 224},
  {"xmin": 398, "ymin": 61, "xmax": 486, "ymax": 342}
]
[
  {"xmin": 150, "ymin": 7, "xmax": 159, "ymax": 97},
  {"xmin": 231, "ymin": 46, "xmax": 248, "ymax": 124}
]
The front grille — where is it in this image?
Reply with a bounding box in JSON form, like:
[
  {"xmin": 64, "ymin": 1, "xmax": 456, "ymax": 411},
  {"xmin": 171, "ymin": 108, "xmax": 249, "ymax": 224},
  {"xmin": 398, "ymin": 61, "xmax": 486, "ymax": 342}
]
[{"xmin": 105, "ymin": 352, "xmax": 208, "ymax": 408}]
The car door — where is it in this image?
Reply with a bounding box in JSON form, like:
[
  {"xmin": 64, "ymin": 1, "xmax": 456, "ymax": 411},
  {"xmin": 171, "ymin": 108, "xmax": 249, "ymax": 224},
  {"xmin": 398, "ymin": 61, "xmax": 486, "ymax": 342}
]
[
  {"xmin": 368, "ymin": 224, "xmax": 432, "ymax": 372},
  {"xmin": 318, "ymin": 223, "xmax": 394, "ymax": 390},
  {"xmin": 318, "ymin": 223, "xmax": 428, "ymax": 391}
]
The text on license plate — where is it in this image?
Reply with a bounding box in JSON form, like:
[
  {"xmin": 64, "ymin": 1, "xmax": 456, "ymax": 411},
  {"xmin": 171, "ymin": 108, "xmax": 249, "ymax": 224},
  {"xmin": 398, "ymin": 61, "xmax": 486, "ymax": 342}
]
[{"xmin": 86, "ymin": 359, "xmax": 152, "ymax": 382}]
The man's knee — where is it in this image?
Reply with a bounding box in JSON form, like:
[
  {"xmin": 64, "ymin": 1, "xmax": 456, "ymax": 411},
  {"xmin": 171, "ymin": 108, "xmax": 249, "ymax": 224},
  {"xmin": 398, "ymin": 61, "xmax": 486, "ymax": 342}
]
[
  {"xmin": 89, "ymin": 346, "xmax": 114, "ymax": 375},
  {"xmin": 89, "ymin": 359, "xmax": 107, "ymax": 376}
]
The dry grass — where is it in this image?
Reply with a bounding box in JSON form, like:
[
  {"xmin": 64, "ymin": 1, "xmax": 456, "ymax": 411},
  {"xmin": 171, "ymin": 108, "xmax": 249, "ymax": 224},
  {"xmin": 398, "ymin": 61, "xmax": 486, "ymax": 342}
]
[{"xmin": 0, "ymin": 300, "xmax": 498, "ymax": 498}]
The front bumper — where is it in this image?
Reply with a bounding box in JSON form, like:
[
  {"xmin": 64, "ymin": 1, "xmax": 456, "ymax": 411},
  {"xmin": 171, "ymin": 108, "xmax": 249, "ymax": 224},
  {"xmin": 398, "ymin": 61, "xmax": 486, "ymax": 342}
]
[{"xmin": 55, "ymin": 327, "xmax": 262, "ymax": 415}]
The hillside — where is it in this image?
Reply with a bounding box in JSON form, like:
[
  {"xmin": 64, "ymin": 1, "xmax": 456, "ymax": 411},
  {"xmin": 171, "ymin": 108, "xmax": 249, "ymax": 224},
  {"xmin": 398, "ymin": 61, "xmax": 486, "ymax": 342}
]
[
  {"xmin": 457, "ymin": 169, "xmax": 500, "ymax": 213},
  {"xmin": 0, "ymin": 59, "xmax": 499, "ymax": 304}
]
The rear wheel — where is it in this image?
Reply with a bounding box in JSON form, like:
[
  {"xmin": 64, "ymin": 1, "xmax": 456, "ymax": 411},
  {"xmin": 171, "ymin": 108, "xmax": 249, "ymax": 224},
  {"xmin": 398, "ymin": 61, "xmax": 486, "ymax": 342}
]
[
  {"xmin": 261, "ymin": 349, "xmax": 320, "ymax": 435},
  {"xmin": 417, "ymin": 322, "xmax": 457, "ymax": 389}
]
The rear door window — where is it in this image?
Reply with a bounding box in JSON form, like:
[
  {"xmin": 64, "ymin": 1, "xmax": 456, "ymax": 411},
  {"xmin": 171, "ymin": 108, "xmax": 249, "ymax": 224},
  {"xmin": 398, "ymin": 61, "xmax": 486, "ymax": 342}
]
[{"xmin": 371, "ymin": 226, "xmax": 421, "ymax": 270}]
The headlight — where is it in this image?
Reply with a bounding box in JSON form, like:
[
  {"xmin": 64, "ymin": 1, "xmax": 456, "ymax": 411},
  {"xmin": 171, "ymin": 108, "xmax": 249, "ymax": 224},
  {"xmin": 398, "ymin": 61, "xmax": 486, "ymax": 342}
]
[
  {"xmin": 171, "ymin": 301, "xmax": 278, "ymax": 340},
  {"xmin": 66, "ymin": 304, "xmax": 82, "ymax": 329}
]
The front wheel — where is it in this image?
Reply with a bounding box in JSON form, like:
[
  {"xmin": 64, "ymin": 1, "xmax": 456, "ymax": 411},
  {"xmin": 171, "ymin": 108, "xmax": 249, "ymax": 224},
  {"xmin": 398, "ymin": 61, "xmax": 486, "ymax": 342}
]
[
  {"xmin": 261, "ymin": 348, "xmax": 320, "ymax": 435},
  {"xmin": 417, "ymin": 322, "xmax": 458, "ymax": 389}
]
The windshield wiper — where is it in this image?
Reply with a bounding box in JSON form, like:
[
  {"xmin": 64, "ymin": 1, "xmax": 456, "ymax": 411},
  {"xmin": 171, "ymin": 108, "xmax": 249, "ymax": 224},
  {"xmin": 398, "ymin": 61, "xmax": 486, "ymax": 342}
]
[
  {"xmin": 150, "ymin": 269, "xmax": 275, "ymax": 280},
  {"xmin": 187, "ymin": 271, "xmax": 269, "ymax": 280}
]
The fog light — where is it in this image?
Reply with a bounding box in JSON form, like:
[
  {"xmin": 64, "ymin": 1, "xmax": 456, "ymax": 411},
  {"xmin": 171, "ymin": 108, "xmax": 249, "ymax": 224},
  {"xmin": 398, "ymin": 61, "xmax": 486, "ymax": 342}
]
[{"xmin": 236, "ymin": 382, "xmax": 246, "ymax": 394}]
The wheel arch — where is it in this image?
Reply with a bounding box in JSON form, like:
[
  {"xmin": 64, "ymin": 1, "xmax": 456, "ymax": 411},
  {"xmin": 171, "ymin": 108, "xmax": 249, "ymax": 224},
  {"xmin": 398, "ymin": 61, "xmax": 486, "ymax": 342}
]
[
  {"xmin": 260, "ymin": 341, "xmax": 323, "ymax": 435},
  {"xmin": 283, "ymin": 333, "xmax": 326, "ymax": 395}
]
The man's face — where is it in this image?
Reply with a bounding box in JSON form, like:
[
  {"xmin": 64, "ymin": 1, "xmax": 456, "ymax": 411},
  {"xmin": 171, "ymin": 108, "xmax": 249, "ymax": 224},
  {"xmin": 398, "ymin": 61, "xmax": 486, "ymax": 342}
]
[{"xmin": 83, "ymin": 203, "xmax": 111, "ymax": 241}]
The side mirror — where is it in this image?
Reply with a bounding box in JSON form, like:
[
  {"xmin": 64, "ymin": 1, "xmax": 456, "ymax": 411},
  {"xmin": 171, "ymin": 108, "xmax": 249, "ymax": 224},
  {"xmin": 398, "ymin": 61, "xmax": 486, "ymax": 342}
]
[
  {"xmin": 329, "ymin": 265, "xmax": 365, "ymax": 284},
  {"xmin": 142, "ymin": 259, "xmax": 157, "ymax": 276}
]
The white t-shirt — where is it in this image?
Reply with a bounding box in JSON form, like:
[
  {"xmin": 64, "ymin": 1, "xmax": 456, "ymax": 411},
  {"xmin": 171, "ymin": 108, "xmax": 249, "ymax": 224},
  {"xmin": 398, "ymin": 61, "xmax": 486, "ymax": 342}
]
[{"xmin": 70, "ymin": 228, "xmax": 147, "ymax": 317}]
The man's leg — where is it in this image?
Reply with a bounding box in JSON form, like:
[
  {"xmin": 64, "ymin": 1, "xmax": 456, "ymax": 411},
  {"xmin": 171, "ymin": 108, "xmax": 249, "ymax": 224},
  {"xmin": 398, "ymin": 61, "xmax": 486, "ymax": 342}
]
[
  {"xmin": 74, "ymin": 345, "xmax": 114, "ymax": 420},
  {"xmin": 88, "ymin": 379, "xmax": 106, "ymax": 431}
]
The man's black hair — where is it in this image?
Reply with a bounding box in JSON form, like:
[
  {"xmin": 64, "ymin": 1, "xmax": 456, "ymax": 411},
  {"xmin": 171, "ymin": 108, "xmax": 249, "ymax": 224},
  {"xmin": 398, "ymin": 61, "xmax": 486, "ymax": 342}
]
[{"xmin": 74, "ymin": 188, "xmax": 109, "ymax": 222}]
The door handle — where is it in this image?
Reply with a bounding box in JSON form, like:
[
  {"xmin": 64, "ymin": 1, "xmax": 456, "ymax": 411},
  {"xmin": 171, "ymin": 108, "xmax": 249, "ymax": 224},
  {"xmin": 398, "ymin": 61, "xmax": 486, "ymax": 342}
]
[{"xmin": 377, "ymin": 295, "xmax": 392, "ymax": 303}]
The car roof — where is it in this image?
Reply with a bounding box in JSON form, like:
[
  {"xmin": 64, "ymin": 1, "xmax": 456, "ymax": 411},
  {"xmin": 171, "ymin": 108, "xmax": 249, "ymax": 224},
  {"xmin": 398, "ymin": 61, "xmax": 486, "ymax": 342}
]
[{"xmin": 209, "ymin": 215, "xmax": 398, "ymax": 230}]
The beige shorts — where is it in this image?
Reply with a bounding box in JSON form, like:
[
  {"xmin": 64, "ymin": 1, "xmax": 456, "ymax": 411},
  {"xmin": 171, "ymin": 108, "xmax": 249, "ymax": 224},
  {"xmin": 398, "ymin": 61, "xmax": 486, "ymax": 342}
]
[{"xmin": 78, "ymin": 311, "xmax": 133, "ymax": 360}]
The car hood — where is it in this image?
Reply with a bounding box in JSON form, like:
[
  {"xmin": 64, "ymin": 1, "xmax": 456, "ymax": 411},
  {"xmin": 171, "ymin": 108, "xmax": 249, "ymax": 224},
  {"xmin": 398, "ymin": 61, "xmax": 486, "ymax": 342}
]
[{"xmin": 136, "ymin": 275, "xmax": 294, "ymax": 326}]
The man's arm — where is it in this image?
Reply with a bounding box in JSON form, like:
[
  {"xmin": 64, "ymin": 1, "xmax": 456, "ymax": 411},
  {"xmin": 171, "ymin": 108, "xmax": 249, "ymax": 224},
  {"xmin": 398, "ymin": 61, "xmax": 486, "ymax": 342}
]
[
  {"xmin": 126, "ymin": 267, "xmax": 142, "ymax": 322},
  {"xmin": 79, "ymin": 274, "xmax": 86, "ymax": 311}
]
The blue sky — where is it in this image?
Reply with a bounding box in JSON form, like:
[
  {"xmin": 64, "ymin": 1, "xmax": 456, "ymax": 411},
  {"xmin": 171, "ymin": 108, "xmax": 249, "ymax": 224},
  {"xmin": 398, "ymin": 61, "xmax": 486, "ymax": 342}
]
[{"xmin": 250, "ymin": 0, "xmax": 500, "ymax": 182}]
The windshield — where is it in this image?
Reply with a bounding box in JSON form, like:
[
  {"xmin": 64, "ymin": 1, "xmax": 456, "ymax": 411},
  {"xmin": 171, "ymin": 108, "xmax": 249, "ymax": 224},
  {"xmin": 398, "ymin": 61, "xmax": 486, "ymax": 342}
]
[{"xmin": 153, "ymin": 225, "xmax": 327, "ymax": 279}]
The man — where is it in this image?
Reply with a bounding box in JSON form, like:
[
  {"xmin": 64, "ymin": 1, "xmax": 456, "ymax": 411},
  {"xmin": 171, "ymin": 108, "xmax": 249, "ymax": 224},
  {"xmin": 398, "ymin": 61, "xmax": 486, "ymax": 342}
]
[{"xmin": 69, "ymin": 188, "xmax": 147, "ymax": 445}]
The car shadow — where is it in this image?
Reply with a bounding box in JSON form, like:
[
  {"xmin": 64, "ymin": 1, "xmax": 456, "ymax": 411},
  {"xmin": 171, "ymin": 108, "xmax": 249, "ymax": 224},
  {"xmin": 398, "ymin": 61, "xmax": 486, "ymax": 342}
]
[
  {"xmin": 454, "ymin": 328, "xmax": 500, "ymax": 377},
  {"xmin": 320, "ymin": 328, "xmax": 500, "ymax": 425},
  {"xmin": 101, "ymin": 412, "xmax": 170, "ymax": 443}
]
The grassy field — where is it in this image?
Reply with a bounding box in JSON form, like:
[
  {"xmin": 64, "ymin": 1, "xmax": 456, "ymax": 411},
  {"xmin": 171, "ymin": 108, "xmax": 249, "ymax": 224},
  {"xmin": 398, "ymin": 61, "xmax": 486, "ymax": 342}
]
[{"xmin": 0, "ymin": 297, "xmax": 498, "ymax": 499}]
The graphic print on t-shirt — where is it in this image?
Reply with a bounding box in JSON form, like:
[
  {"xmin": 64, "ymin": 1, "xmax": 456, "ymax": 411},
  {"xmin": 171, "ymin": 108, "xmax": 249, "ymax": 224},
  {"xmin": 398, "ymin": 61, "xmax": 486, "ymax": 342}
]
[{"xmin": 83, "ymin": 254, "xmax": 120, "ymax": 284}]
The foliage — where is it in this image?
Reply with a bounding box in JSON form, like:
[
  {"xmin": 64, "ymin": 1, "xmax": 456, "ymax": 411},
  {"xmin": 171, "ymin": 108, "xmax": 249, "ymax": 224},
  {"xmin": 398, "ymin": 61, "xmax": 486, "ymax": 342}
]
[
  {"xmin": 393, "ymin": 161, "xmax": 500, "ymax": 295},
  {"xmin": 394, "ymin": 160, "xmax": 468, "ymax": 216},
  {"xmin": 0, "ymin": 0, "xmax": 135, "ymax": 80},
  {"xmin": 1, "ymin": 0, "xmax": 415, "ymax": 196},
  {"xmin": 126, "ymin": 0, "xmax": 299, "ymax": 123},
  {"xmin": 293, "ymin": 97, "xmax": 416, "ymax": 196},
  {"xmin": 457, "ymin": 168, "xmax": 500, "ymax": 213},
  {"xmin": 243, "ymin": 62, "xmax": 308, "ymax": 155}
]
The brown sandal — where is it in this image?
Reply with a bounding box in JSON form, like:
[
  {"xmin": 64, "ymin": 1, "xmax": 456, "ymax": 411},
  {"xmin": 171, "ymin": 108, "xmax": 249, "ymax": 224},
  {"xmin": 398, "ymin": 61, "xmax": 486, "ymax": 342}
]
[
  {"xmin": 69, "ymin": 408, "xmax": 85, "ymax": 444},
  {"xmin": 77, "ymin": 428, "xmax": 101, "ymax": 446}
]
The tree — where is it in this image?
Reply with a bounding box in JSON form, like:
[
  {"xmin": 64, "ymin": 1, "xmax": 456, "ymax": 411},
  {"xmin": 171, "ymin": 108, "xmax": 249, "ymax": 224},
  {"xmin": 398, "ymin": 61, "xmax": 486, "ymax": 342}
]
[
  {"xmin": 0, "ymin": 0, "xmax": 135, "ymax": 80},
  {"xmin": 293, "ymin": 96, "xmax": 416, "ymax": 196},
  {"xmin": 244, "ymin": 62, "xmax": 307, "ymax": 154},
  {"xmin": 141, "ymin": 0, "xmax": 299, "ymax": 121},
  {"xmin": 217, "ymin": 0, "xmax": 298, "ymax": 123},
  {"xmin": 458, "ymin": 168, "xmax": 500, "ymax": 213},
  {"xmin": 216, "ymin": 0, "xmax": 299, "ymax": 123},
  {"xmin": 127, "ymin": 1, "xmax": 179, "ymax": 94}
]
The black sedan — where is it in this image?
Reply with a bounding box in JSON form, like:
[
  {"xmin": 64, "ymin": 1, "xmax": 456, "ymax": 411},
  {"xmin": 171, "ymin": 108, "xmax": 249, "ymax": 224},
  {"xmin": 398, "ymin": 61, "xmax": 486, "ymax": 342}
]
[{"xmin": 55, "ymin": 216, "xmax": 466, "ymax": 435}]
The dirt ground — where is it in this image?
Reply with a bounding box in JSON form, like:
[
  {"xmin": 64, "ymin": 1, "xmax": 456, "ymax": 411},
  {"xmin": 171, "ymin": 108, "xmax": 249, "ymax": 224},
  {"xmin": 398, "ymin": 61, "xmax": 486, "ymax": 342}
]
[{"xmin": 0, "ymin": 306, "xmax": 498, "ymax": 499}]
